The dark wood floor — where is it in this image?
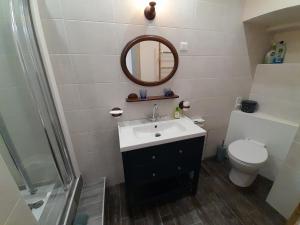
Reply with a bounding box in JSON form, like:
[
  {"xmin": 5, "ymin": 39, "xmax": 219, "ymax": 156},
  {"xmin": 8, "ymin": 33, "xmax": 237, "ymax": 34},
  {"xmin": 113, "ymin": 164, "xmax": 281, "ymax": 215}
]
[{"xmin": 106, "ymin": 159, "xmax": 286, "ymax": 225}]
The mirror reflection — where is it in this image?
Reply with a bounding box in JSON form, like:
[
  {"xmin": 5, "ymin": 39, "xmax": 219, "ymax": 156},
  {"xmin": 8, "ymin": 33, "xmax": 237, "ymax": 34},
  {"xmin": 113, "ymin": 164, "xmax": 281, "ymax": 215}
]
[{"xmin": 125, "ymin": 41, "xmax": 175, "ymax": 83}]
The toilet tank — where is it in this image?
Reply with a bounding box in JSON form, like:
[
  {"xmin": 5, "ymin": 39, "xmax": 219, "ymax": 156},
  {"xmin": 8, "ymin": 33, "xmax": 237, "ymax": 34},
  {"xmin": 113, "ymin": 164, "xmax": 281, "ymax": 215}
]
[{"xmin": 225, "ymin": 110, "xmax": 298, "ymax": 181}]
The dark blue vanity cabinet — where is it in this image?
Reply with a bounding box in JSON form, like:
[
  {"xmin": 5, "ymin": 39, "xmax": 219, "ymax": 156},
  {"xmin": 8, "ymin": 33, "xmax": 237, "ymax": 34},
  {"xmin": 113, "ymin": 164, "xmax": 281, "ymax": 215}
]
[{"xmin": 122, "ymin": 136, "xmax": 205, "ymax": 207}]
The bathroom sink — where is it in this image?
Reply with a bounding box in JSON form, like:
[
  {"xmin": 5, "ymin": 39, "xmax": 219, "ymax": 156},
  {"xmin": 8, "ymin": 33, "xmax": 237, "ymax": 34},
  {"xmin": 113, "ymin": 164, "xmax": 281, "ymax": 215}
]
[
  {"xmin": 118, "ymin": 117, "xmax": 206, "ymax": 152},
  {"xmin": 133, "ymin": 121, "xmax": 186, "ymax": 138}
]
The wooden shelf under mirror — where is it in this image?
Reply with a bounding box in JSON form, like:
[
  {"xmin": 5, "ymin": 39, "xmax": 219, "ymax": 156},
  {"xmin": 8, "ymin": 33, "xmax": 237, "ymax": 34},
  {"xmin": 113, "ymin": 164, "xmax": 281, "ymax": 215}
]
[{"xmin": 126, "ymin": 95, "xmax": 179, "ymax": 102}]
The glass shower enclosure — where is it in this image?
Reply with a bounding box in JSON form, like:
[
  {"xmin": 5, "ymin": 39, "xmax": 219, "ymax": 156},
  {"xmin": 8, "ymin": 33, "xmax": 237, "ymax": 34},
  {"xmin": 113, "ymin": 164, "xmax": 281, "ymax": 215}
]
[{"xmin": 0, "ymin": 0, "xmax": 79, "ymax": 224}]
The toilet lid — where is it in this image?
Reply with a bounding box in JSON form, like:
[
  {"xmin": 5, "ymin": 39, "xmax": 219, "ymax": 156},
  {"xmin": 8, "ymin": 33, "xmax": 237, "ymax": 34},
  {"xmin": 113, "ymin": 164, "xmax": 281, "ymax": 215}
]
[{"xmin": 228, "ymin": 140, "xmax": 268, "ymax": 164}]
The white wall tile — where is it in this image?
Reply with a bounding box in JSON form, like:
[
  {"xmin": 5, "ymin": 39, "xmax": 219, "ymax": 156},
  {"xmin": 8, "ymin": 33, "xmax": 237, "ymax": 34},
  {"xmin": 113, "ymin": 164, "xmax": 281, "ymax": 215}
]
[
  {"xmin": 157, "ymin": 0, "xmax": 195, "ymax": 28},
  {"xmin": 61, "ymin": 0, "xmax": 114, "ymax": 22},
  {"xmin": 50, "ymin": 54, "xmax": 77, "ymax": 84},
  {"xmin": 70, "ymin": 55, "xmax": 120, "ymax": 83},
  {"xmin": 116, "ymin": 24, "xmax": 153, "ymax": 54},
  {"xmin": 88, "ymin": 108, "xmax": 118, "ymax": 131},
  {"xmin": 37, "ymin": 0, "xmax": 63, "ymax": 19},
  {"xmin": 42, "ymin": 19, "xmax": 68, "ymax": 54},
  {"xmin": 177, "ymin": 56, "xmax": 226, "ymax": 79},
  {"xmin": 191, "ymin": 96, "xmax": 234, "ymax": 118},
  {"xmin": 65, "ymin": 21, "xmax": 118, "ymax": 54},
  {"xmin": 64, "ymin": 110, "xmax": 91, "ymax": 133},
  {"xmin": 178, "ymin": 29, "xmax": 226, "ymax": 56},
  {"xmin": 190, "ymin": 78, "xmax": 219, "ymax": 99},
  {"xmin": 95, "ymin": 83, "xmax": 121, "ymax": 108},
  {"xmin": 113, "ymin": 0, "xmax": 153, "ymax": 25},
  {"xmin": 77, "ymin": 84, "xmax": 98, "ymax": 108},
  {"xmin": 224, "ymin": 56, "xmax": 251, "ymax": 77},
  {"xmin": 194, "ymin": 0, "xmax": 225, "ymax": 31},
  {"xmin": 58, "ymin": 85, "xmax": 81, "ymax": 110}
]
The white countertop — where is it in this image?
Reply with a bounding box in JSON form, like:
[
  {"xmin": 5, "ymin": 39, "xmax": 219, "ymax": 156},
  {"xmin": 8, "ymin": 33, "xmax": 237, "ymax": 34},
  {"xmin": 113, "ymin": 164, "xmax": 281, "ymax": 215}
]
[{"xmin": 118, "ymin": 116, "xmax": 207, "ymax": 152}]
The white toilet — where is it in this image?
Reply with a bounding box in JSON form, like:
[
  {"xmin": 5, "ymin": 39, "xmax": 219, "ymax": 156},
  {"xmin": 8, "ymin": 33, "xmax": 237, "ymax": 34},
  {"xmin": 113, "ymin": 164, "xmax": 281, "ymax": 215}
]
[
  {"xmin": 228, "ymin": 139, "xmax": 268, "ymax": 187},
  {"xmin": 225, "ymin": 110, "xmax": 299, "ymax": 187}
]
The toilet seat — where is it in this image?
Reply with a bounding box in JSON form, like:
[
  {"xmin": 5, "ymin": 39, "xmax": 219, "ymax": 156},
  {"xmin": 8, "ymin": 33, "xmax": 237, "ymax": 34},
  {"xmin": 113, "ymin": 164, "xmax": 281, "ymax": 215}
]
[{"xmin": 228, "ymin": 139, "xmax": 268, "ymax": 165}]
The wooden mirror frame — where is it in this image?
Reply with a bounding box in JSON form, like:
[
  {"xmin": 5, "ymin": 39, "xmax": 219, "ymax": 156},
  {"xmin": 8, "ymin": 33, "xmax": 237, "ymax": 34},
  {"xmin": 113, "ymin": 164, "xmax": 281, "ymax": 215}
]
[{"xmin": 121, "ymin": 35, "xmax": 179, "ymax": 86}]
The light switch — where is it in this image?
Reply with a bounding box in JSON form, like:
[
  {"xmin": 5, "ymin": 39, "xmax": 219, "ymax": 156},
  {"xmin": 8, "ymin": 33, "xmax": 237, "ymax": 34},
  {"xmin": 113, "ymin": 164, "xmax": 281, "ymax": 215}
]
[{"xmin": 180, "ymin": 42, "xmax": 188, "ymax": 51}]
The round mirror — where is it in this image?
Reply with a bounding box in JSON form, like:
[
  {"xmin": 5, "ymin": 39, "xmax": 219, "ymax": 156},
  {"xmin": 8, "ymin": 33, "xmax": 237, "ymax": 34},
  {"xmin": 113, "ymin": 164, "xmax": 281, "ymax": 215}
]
[{"xmin": 121, "ymin": 35, "xmax": 179, "ymax": 86}]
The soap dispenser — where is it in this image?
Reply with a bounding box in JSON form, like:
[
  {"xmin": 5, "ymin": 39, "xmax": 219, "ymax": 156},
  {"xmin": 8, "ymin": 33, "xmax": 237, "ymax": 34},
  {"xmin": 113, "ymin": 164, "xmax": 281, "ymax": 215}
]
[{"xmin": 174, "ymin": 107, "xmax": 181, "ymax": 119}]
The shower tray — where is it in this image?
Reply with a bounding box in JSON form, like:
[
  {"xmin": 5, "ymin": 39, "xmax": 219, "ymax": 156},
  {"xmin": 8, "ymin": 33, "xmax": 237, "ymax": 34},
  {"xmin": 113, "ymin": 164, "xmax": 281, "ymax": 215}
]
[{"xmin": 76, "ymin": 177, "xmax": 106, "ymax": 225}]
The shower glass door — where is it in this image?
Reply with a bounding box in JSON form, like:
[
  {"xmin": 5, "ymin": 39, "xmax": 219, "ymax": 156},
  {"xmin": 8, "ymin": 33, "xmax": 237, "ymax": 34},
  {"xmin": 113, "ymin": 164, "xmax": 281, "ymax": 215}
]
[{"xmin": 0, "ymin": 0, "xmax": 76, "ymax": 224}]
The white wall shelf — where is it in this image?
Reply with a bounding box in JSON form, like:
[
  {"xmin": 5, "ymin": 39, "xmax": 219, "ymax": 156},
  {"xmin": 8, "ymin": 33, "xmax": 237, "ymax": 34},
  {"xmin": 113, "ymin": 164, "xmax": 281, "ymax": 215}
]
[
  {"xmin": 258, "ymin": 63, "xmax": 300, "ymax": 66},
  {"xmin": 266, "ymin": 22, "xmax": 300, "ymax": 33}
]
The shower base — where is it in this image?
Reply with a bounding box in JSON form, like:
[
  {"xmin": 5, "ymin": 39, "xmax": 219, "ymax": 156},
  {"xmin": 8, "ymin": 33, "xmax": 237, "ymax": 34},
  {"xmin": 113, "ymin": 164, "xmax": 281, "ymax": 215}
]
[
  {"xmin": 76, "ymin": 177, "xmax": 106, "ymax": 225},
  {"xmin": 21, "ymin": 184, "xmax": 55, "ymax": 221}
]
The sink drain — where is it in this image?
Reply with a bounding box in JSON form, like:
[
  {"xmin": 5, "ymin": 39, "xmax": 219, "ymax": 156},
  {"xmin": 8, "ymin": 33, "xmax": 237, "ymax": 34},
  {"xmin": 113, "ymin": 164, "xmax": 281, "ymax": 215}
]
[{"xmin": 155, "ymin": 133, "xmax": 161, "ymax": 137}]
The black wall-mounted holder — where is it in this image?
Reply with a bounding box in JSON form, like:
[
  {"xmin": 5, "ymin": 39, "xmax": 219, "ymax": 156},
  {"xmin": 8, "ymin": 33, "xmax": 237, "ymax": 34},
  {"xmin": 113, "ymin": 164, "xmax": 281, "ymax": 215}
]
[{"xmin": 179, "ymin": 101, "xmax": 191, "ymax": 111}]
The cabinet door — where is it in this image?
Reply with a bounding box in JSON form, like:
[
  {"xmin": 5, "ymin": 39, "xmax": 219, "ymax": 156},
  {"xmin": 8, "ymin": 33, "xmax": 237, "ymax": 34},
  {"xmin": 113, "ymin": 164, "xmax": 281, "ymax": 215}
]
[{"xmin": 164, "ymin": 137, "xmax": 204, "ymax": 165}]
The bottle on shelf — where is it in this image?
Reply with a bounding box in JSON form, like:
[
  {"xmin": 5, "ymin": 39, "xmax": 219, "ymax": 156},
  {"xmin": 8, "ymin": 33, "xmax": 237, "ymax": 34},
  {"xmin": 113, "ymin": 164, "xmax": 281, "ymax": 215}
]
[
  {"xmin": 273, "ymin": 41, "xmax": 287, "ymax": 64},
  {"xmin": 264, "ymin": 43, "xmax": 276, "ymax": 64}
]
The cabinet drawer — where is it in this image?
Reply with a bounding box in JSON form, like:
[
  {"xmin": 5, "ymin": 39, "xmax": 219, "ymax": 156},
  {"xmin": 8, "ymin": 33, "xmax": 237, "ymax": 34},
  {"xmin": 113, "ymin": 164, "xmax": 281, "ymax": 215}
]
[
  {"xmin": 123, "ymin": 137, "xmax": 204, "ymax": 167},
  {"xmin": 126, "ymin": 163, "xmax": 172, "ymax": 184},
  {"xmin": 125, "ymin": 161, "xmax": 198, "ymax": 185},
  {"xmin": 166, "ymin": 137, "xmax": 204, "ymax": 162},
  {"xmin": 123, "ymin": 145, "xmax": 168, "ymax": 166},
  {"xmin": 171, "ymin": 162, "xmax": 196, "ymax": 175}
]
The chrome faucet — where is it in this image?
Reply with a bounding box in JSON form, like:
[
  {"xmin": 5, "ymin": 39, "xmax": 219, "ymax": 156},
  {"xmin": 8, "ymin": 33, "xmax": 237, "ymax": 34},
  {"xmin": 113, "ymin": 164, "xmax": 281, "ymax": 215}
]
[{"xmin": 151, "ymin": 104, "xmax": 159, "ymax": 122}]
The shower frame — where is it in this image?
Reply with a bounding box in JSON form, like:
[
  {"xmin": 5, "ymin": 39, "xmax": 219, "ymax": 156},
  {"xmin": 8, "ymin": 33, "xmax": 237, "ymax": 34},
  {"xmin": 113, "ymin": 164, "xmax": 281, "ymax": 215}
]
[{"xmin": 5, "ymin": 0, "xmax": 83, "ymax": 224}]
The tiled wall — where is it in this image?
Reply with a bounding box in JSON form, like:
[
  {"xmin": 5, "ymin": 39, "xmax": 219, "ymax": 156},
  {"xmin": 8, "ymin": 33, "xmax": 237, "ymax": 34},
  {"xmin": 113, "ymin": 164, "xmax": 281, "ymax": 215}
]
[
  {"xmin": 249, "ymin": 64, "xmax": 300, "ymax": 218},
  {"xmin": 38, "ymin": 0, "xmax": 252, "ymax": 185},
  {"xmin": 0, "ymin": 154, "xmax": 38, "ymax": 225}
]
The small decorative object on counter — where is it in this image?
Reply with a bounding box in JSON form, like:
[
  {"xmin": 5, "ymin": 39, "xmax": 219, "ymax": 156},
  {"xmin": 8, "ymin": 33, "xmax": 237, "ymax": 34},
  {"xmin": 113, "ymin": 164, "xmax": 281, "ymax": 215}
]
[
  {"xmin": 241, "ymin": 100, "xmax": 258, "ymax": 113},
  {"xmin": 139, "ymin": 89, "xmax": 147, "ymax": 100},
  {"xmin": 216, "ymin": 140, "xmax": 227, "ymax": 162},
  {"xmin": 273, "ymin": 41, "xmax": 286, "ymax": 64},
  {"xmin": 264, "ymin": 43, "xmax": 276, "ymax": 64},
  {"xmin": 110, "ymin": 107, "xmax": 123, "ymax": 118},
  {"xmin": 127, "ymin": 93, "xmax": 138, "ymax": 101},
  {"xmin": 179, "ymin": 100, "xmax": 191, "ymax": 112},
  {"xmin": 174, "ymin": 107, "xmax": 181, "ymax": 119},
  {"xmin": 193, "ymin": 118, "xmax": 205, "ymax": 128},
  {"xmin": 163, "ymin": 88, "xmax": 175, "ymax": 97}
]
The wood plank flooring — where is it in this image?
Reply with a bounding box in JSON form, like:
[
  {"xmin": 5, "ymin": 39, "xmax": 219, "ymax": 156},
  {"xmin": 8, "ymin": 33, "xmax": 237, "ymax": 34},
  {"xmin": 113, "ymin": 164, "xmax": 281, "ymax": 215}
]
[{"xmin": 106, "ymin": 159, "xmax": 286, "ymax": 225}]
